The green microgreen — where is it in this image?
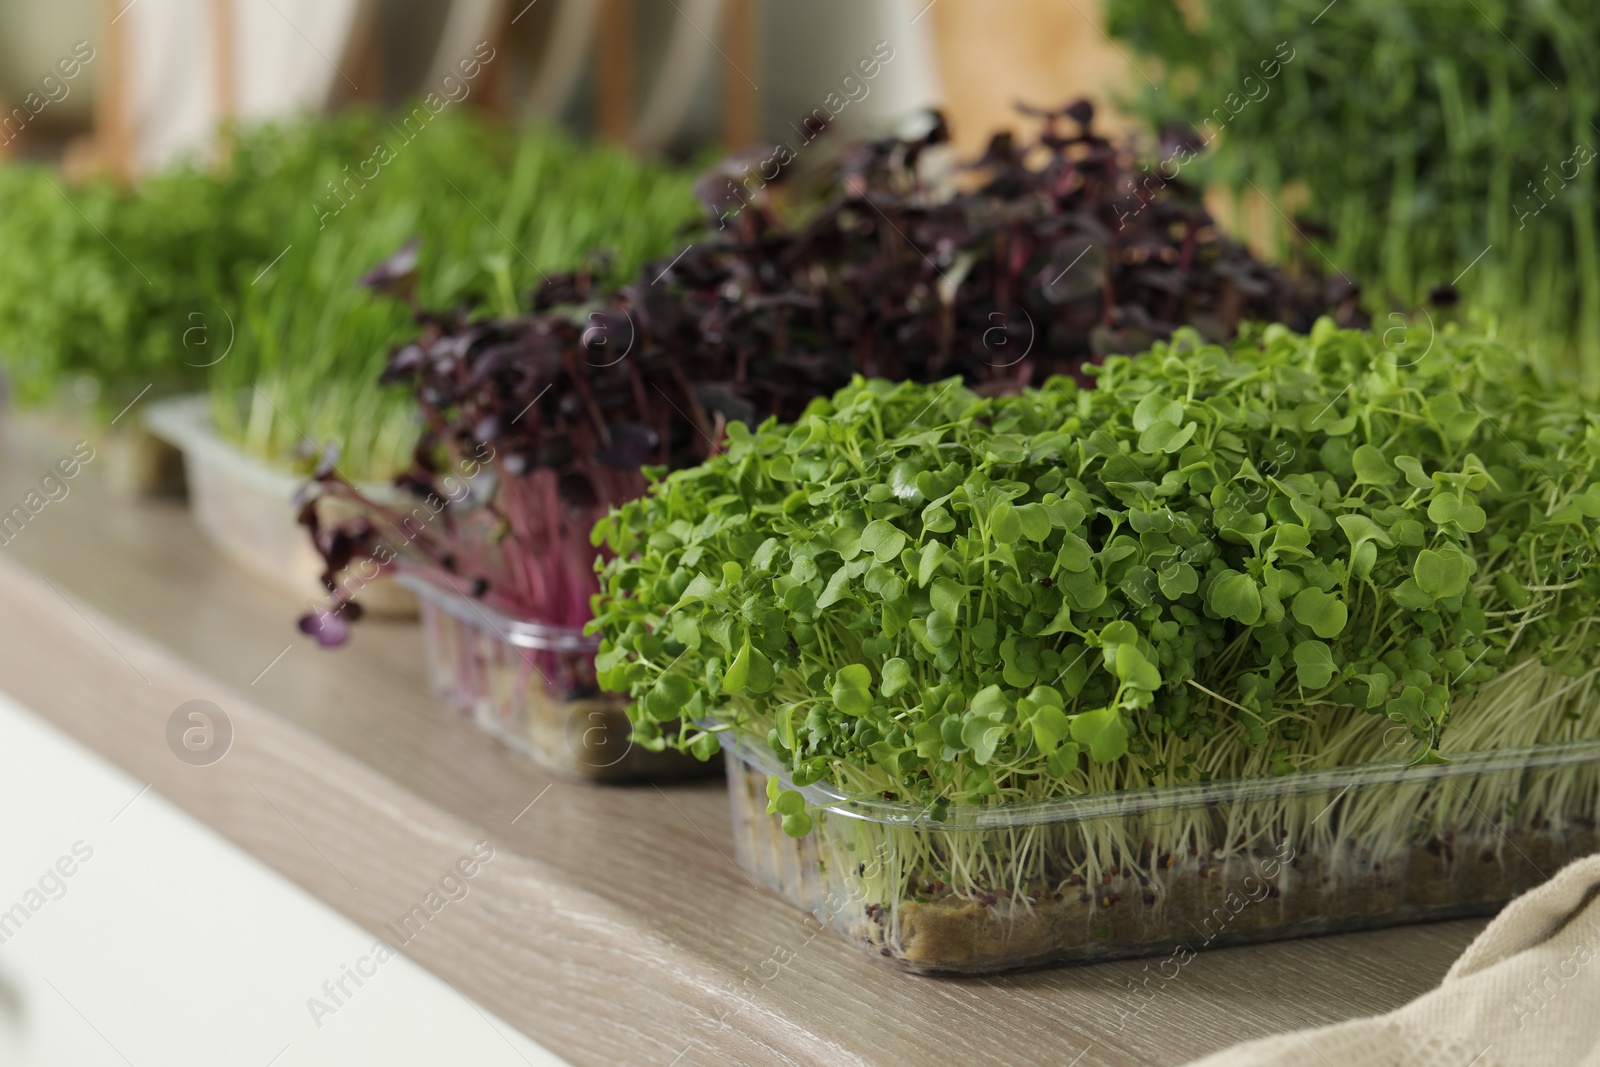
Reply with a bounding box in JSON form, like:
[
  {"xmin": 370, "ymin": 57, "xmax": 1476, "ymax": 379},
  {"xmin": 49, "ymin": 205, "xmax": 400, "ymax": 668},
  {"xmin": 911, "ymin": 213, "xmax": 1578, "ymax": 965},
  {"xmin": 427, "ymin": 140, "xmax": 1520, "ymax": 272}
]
[
  {"xmin": 0, "ymin": 110, "xmax": 697, "ymax": 481},
  {"xmin": 1107, "ymin": 0, "xmax": 1600, "ymax": 376},
  {"xmin": 592, "ymin": 320, "xmax": 1600, "ymax": 834}
]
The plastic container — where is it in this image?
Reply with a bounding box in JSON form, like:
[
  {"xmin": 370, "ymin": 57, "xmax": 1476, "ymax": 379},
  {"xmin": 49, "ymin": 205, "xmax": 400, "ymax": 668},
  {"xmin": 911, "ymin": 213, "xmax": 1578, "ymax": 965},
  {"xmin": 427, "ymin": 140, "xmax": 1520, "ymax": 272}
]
[
  {"xmin": 399, "ymin": 568, "xmax": 716, "ymax": 781},
  {"xmin": 724, "ymin": 733, "xmax": 1600, "ymax": 974},
  {"xmin": 5, "ymin": 406, "xmax": 185, "ymax": 498},
  {"xmin": 144, "ymin": 395, "xmax": 414, "ymax": 614}
]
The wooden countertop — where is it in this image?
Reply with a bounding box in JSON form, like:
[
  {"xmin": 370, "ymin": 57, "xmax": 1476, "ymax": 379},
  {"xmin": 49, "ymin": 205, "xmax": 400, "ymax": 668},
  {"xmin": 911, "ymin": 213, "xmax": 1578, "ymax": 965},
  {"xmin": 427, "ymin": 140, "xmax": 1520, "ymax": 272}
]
[{"xmin": 0, "ymin": 425, "xmax": 1486, "ymax": 1066}]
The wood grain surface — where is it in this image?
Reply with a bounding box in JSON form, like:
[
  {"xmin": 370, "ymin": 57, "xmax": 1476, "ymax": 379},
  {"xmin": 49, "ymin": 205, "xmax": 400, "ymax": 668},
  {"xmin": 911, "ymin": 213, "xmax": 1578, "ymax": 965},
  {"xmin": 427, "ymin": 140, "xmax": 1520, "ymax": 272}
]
[{"xmin": 0, "ymin": 426, "xmax": 1486, "ymax": 1066}]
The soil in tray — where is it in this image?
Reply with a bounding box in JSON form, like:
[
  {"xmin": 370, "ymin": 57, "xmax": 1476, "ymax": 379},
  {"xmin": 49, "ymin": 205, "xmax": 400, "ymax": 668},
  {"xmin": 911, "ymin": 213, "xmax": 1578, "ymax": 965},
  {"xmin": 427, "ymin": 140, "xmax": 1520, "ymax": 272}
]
[{"xmin": 847, "ymin": 827, "xmax": 1598, "ymax": 974}]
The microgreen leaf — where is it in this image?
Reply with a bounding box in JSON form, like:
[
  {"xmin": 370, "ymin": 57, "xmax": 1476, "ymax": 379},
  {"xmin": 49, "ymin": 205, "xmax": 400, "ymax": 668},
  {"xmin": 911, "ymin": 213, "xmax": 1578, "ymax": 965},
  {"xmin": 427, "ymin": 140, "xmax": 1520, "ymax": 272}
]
[
  {"xmin": 724, "ymin": 635, "xmax": 753, "ymax": 692},
  {"xmin": 881, "ymin": 657, "xmax": 912, "ymax": 697},
  {"xmin": 1015, "ymin": 503, "xmax": 1054, "ymax": 543},
  {"xmin": 1294, "ymin": 641, "xmax": 1337, "ymax": 689},
  {"xmin": 817, "ymin": 566, "xmax": 853, "ymax": 610},
  {"xmin": 1414, "ymin": 548, "xmax": 1471, "ymax": 599},
  {"xmin": 925, "ymin": 610, "xmax": 957, "ymax": 647},
  {"xmin": 1208, "ymin": 569, "xmax": 1263, "ymax": 625},
  {"xmin": 1069, "ymin": 706, "xmax": 1129, "ymax": 762},
  {"xmin": 860, "ymin": 519, "xmax": 908, "ymax": 562},
  {"xmin": 963, "ymin": 715, "xmax": 1006, "ymax": 764},
  {"xmin": 930, "ymin": 578, "xmax": 966, "ymax": 619},
  {"xmin": 1291, "ymin": 587, "xmax": 1349, "ymax": 639},
  {"xmin": 645, "ymin": 674, "xmax": 693, "ymax": 722},
  {"xmin": 832, "ymin": 664, "xmax": 873, "ymax": 716},
  {"xmin": 1030, "ymin": 703, "xmax": 1071, "ymax": 753},
  {"xmin": 990, "ymin": 503, "xmax": 1023, "ymax": 543},
  {"xmin": 1114, "ymin": 643, "xmax": 1162, "ymax": 691}
]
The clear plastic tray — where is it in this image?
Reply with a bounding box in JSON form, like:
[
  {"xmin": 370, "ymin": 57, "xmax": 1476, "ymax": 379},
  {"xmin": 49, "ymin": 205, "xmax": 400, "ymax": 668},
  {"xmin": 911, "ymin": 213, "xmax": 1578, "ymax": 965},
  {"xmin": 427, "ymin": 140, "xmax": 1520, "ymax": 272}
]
[
  {"xmin": 399, "ymin": 568, "xmax": 715, "ymax": 782},
  {"xmin": 144, "ymin": 395, "xmax": 413, "ymax": 614},
  {"xmin": 724, "ymin": 733, "xmax": 1600, "ymax": 974}
]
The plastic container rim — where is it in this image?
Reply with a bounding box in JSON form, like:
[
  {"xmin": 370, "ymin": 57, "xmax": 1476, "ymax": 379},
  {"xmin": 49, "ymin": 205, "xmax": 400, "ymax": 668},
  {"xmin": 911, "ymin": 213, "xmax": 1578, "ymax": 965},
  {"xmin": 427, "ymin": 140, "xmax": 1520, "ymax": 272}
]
[
  {"xmin": 143, "ymin": 393, "xmax": 399, "ymax": 499},
  {"xmin": 720, "ymin": 730, "xmax": 1600, "ymax": 831},
  {"xmin": 394, "ymin": 567, "xmax": 599, "ymax": 654}
]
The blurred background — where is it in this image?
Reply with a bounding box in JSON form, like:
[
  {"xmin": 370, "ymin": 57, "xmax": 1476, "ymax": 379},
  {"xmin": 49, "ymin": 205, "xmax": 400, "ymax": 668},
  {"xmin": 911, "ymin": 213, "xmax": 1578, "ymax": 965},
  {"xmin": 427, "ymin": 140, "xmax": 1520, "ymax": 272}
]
[{"xmin": 0, "ymin": 0, "xmax": 1137, "ymax": 168}]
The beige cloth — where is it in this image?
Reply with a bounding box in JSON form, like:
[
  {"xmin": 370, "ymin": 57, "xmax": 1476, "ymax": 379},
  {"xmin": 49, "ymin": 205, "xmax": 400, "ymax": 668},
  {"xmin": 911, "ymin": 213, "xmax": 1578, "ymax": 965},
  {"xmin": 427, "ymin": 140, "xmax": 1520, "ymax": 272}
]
[{"xmin": 1186, "ymin": 856, "xmax": 1600, "ymax": 1066}]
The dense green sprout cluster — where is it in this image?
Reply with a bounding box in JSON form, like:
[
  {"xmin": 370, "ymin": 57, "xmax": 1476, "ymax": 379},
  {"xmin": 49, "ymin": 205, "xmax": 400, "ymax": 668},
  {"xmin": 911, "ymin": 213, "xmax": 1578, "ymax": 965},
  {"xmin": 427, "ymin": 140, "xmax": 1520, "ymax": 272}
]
[
  {"xmin": 591, "ymin": 323, "xmax": 1600, "ymax": 820},
  {"xmin": 209, "ymin": 112, "xmax": 699, "ymax": 479},
  {"xmin": 0, "ymin": 111, "xmax": 699, "ymax": 479},
  {"xmin": 1105, "ymin": 0, "xmax": 1600, "ymax": 376},
  {"xmin": 0, "ymin": 156, "xmax": 250, "ymax": 410}
]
